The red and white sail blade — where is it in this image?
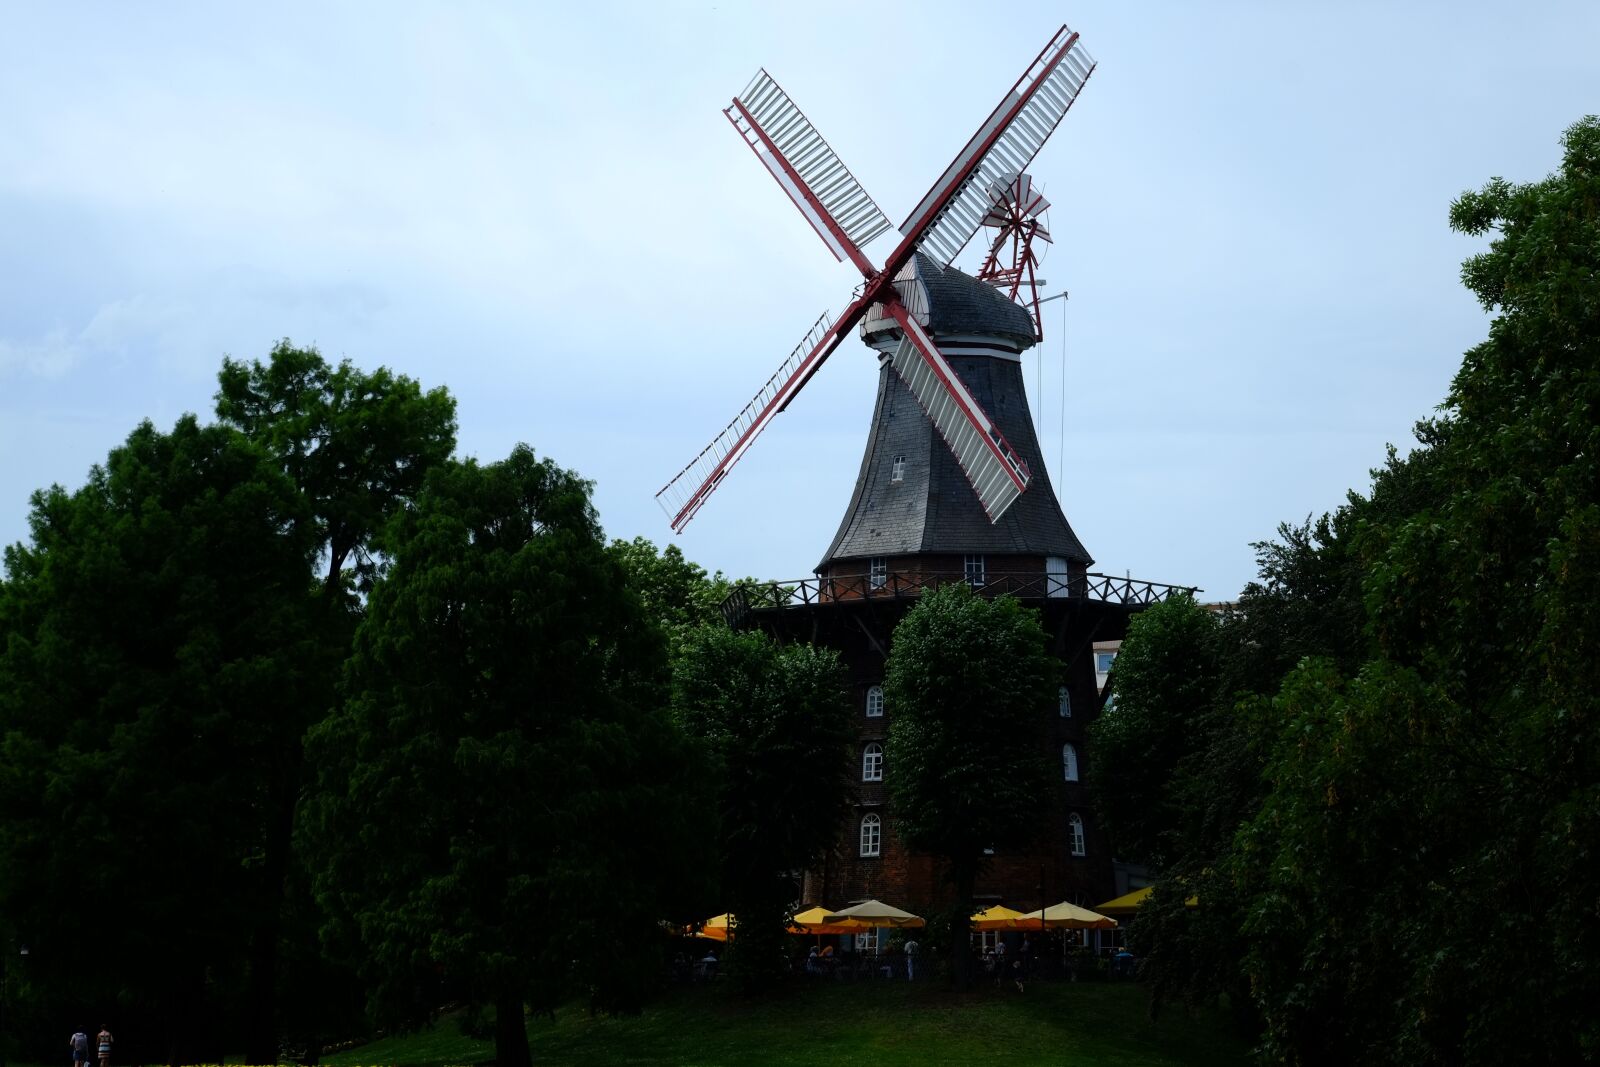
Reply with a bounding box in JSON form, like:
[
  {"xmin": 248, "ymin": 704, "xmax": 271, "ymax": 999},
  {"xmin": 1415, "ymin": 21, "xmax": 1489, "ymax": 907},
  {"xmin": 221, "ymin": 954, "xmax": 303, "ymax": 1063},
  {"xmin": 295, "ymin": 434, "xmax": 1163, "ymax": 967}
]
[
  {"xmin": 881, "ymin": 301, "xmax": 1031, "ymax": 522},
  {"xmin": 656, "ymin": 305, "xmax": 867, "ymax": 532},
  {"xmin": 899, "ymin": 25, "xmax": 1093, "ymax": 267},
  {"xmin": 727, "ymin": 70, "xmax": 894, "ymax": 276}
]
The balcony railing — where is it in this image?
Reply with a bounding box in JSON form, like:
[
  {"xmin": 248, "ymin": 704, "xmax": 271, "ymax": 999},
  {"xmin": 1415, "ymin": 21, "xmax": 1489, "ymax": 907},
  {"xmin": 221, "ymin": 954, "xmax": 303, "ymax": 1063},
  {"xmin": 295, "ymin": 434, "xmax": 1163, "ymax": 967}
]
[{"xmin": 721, "ymin": 570, "xmax": 1198, "ymax": 628}]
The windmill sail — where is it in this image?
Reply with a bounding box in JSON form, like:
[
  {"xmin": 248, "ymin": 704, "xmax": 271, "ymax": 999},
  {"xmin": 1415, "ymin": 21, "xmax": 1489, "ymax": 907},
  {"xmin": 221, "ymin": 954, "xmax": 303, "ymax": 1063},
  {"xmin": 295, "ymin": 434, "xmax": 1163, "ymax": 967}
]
[
  {"xmin": 656, "ymin": 310, "xmax": 853, "ymax": 531},
  {"xmin": 727, "ymin": 71, "xmax": 894, "ymax": 272},
  {"xmin": 901, "ymin": 26, "xmax": 1094, "ymax": 267},
  {"xmin": 882, "ymin": 301, "xmax": 1030, "ymax": 522}
]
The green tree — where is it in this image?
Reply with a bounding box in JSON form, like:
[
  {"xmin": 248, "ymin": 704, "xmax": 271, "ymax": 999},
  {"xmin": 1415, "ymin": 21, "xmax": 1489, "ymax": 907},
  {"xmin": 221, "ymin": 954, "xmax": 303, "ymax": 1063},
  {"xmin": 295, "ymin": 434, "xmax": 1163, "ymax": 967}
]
[
  {"xmin": 1087, "ymin": 594, "xmax": 1220, "ymax": 869},
  {"xmin": 0, "ymin": 416, "xmax": 318, "ymax": 1064},
  {"xmin": 670, "ymin": 625, "xmax": 850, "ymax": 992},
  {"xmin": 1092, "ymin": 118, "xmax": 1600, "ymax": 1064},
  {"xmin": 882, "ymin": 583, "xmax": 1056, "ymax": 990},
  {"xmin": 216, "ymin": 340, "xmax": 457, "ymax": 1062},
  {"xmin": 609, "ymin": 536, "xmax": 735, "ymax": 651},
  {"xmin": 1234, "ymin": 116, "xmax": 1600, "ymax": 1066},
  {"xmin": 302, "ymin": 446, "xmax": 695, "ymax": 1067},
  {"xmin": 215, "ymin": 339, "xmax": 458, "ymax": 599}
]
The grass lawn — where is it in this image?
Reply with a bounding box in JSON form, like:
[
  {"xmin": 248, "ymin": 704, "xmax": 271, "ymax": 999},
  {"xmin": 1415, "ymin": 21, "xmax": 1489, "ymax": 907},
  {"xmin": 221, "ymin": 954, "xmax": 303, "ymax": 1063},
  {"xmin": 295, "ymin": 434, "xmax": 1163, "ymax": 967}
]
[{"xmin": 323, "ymin": 980, "xmax": 1248, "ymax": 1066}]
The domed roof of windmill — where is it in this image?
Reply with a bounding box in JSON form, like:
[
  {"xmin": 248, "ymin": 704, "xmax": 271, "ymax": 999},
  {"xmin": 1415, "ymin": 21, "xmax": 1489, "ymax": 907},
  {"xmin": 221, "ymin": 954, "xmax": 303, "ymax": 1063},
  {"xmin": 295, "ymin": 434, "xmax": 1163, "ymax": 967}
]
[
  {"xmin": 860, "ymin": 254, "xmax": 1038, "ymax": 353},
  {"xmin": 820, "ymin": 247, "xmax": 1093, "ymax": 572}
]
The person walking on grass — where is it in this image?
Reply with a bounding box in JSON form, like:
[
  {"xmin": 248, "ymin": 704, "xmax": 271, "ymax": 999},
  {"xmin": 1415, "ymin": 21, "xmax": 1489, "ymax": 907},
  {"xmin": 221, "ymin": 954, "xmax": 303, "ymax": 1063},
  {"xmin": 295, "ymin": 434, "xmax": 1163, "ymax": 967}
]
[
  {"xmin": 96, "ymin": 1025, "xmax": 112, "ymax": 1067},
  {"xmin": 70, "ymin": 1029, "xmax": 89, "ymax": 1067}
]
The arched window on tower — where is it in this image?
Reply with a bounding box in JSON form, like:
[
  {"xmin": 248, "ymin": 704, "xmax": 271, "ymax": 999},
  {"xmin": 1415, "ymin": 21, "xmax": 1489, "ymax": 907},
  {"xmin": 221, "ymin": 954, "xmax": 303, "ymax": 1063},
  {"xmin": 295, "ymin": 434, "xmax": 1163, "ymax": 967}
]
[
  {"xmin": 860, "ymin": 813, "xmax": 882, "ymax": 857},
  {"xmin": 1063, "ymin": 742, "xmax": 1079, "ymax": 782},
  {"xmin": 866, "ymin": 686, "xmax": 884, "ymax": 718},
  {"xmin": 1059, "ymin": 686, "xmax": 1071, "ymax": 717},
  {"xmin": 1068, "ymin": 812, "xmax": 1086, "ymax": 856},
  {"xmin": 862, "ymin": 742, "xmax": 883, "ymax": 782}
]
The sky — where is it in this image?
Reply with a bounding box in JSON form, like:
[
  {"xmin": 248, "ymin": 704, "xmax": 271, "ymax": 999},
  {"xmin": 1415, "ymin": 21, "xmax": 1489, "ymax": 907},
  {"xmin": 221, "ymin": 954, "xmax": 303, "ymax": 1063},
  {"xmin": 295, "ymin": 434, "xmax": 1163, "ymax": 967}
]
[{"xmin": 2, "ymin": 2, "xmax": 1596, "ymax": 599}]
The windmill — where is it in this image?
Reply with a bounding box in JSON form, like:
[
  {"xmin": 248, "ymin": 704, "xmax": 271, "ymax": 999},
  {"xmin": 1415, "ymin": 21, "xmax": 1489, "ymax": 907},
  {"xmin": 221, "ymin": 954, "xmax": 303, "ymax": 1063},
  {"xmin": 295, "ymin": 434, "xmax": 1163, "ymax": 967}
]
[
  {"xmin": 656, "ymin": 25, "xmax": 1096, "ymax": 533},
  {"xmin": 976, "ymin": 173, "xmax": 1053, "ymax": 340}
]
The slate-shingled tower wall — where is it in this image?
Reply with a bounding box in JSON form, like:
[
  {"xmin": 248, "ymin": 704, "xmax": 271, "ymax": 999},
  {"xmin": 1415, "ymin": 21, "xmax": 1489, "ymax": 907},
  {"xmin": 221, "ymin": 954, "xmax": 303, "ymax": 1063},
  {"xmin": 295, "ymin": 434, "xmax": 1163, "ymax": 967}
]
[{"xmin": 743, "ymin": 255, "xmax": 1136, "ymax": 920}]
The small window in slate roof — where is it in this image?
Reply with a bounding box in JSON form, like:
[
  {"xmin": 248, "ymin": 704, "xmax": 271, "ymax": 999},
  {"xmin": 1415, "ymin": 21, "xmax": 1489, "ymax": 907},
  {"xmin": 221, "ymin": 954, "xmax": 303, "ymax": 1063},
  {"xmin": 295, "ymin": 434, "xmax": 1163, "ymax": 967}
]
[
  {"xmin": 891, "ymin": 455, "xmax": 906, "ymax": 482},
  {"xmin": 870, "ymin": 557, "xmax": 887, "ymax": 590},
  {"xmin": 964, "ymin": 555, "xmax": 986, "ymax": 588}
]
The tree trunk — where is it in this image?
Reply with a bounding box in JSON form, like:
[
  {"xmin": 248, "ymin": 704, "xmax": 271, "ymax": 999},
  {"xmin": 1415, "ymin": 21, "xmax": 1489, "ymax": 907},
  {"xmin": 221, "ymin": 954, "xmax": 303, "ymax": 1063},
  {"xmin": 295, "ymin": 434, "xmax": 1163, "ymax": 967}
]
[
  {"xmin": 243, "ymin": 765, "xmax": 299, "ymax": 1064},
  {"xmin": 949, "ymin": 862, "xmax": 977, "ymax": 991},
  {"xmin": 494, "ymin": 988, "xmax": 531, "ymax": 1067}
]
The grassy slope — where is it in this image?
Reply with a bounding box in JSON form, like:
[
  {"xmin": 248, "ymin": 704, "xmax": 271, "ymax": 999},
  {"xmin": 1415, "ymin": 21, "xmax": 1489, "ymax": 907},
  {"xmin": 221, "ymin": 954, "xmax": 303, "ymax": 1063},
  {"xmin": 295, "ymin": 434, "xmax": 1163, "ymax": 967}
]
[{"xmin": 325, "ymin": 981, "xmax": 1247, "ymax": 1067}]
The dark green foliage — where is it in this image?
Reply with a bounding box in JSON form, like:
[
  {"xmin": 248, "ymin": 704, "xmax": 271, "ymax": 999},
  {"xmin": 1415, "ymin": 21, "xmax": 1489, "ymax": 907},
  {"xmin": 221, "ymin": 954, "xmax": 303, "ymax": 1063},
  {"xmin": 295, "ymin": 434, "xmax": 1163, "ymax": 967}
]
[
  {"xmin": 216, "ymin": 339, "xmax": 458, "ymax": 597},
  {"xmin": 1087, "ymin": 595, "xmax": 1220, "ymax": 869},
  {"xmin": 671, "ymin": 626, "xmax": 850, "ymax": 992},
  {"xmin": 609, "ymin": 536, "xmax": 736, "ymax": 650},
  {"xmin": 0, "ymin": 416, "xmax": 319, "ymax": 1064},
  {"xmin": 882, "ymin": 583, "xmax": 1056, "ymax": 988},
  {"xmin": 216, "ymin": 340, "xmax": 458, "ymax": 1061},
  {"xmin": 1094, "ymin": 118, "xmax": 1600, "ymax": 1065},
  {"xmin": 302, "ymin": 446, "xmax": 696, "ymax": 1067}
]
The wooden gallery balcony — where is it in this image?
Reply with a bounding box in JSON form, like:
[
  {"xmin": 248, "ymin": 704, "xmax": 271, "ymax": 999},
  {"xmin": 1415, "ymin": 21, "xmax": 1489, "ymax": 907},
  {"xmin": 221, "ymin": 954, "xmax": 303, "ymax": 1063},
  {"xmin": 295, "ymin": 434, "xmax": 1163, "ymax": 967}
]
[{"xmin": 721, "ymin": 570, "xmax": 1197, "ymax": 629}]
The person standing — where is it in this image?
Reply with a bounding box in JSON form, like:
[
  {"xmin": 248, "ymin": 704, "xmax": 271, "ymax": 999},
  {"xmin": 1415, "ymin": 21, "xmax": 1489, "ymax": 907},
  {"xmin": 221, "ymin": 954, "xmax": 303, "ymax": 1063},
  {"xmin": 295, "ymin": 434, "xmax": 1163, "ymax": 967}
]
[
  {"xmin": 95, "ymin": 1025, "xmax": 112, "ymax": 1067},
  {"xmin": 903, "ymin": 937, "xmax": 919, "ymax": 981},
  {"xmin": 69, "ymin": 1029, "xmax": 89, "ymax": 1067}
]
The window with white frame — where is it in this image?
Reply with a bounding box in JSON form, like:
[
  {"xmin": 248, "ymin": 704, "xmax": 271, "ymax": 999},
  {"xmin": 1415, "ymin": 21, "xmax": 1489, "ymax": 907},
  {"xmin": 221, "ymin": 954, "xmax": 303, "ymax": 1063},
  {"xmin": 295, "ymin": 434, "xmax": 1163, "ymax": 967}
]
[
  {"xmin": 964, "ymin": 554, "xmax": 986, "ymax": 588},
  {"xmin": 862, "ymin": 742, "xmax": 884, "ymax": 781},
  {"xmin": 870, "ymin": 556, "xmax": 887, "ymax": 590},
  {"xmin": 855, "ymin": 929, "xmax": 879, "ymax": 953},
  {"xmin": 1046, "ymin": 555, "xmax": 1070, "ymax": 598},
  {"xmin": 1063, "ymin": 742, "xmax": 1080, "ymax": 782},
  {"xmin": 1058, "ymin": 686, "xmax": 1071, "ymax": 717},
  {"xmin": 973, "ymin": 928, "xmax": 1000, "ymax": 954},
  {"xmin": 1095, "ymin": 651, "xmax": 1117, "ymax": 675},
  {"xmin": 890, "ymin": 455, "xmax": 906, "ymax": 482},
  {"xmin": 866, "ymin": 685, "xmax": 884, "ymax": 718},
  {"xmin": 1068, "ymin": 812, "xmax": 1086, "ymax": 856},
  {"xmin": 860, "ymin": 813, "xmax": 882, "ymax": 857}
]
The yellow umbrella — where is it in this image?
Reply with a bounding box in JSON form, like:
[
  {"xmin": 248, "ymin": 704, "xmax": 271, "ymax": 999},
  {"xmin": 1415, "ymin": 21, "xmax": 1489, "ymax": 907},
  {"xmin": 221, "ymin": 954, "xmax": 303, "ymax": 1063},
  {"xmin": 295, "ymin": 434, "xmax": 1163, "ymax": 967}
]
[
  {"xmin": 691, "ymin": 912, "xmax": 735, "ymax": 941},
  {"xmin": 1094, "ymin": 886, "xmax": 1199, "ymax": 917},
  {"xmin": 970, "ymin": 905, "xmax": 1028, "ymax": 930},
  {"xmin": 1094, "ymin": 886, "xmax": 1153, "ymax": 916},
  {"xmin": 789, "ymin": 906, "xmax": 856, "ymax": 936},
  {"xmin": 822, "ymin": 899, "xmax": 926, "ymax": 929},
  {"xmin": 1014, "ymin": 901, "xmax": 1118, "ymax": 930}
]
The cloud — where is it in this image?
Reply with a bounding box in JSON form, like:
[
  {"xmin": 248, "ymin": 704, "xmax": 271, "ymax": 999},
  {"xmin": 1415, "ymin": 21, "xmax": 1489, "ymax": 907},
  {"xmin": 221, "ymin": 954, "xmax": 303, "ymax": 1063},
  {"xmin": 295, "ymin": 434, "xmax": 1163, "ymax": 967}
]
[{"xmin": 0, "ymin": 328, "xmax": 82, "ymax": 380}]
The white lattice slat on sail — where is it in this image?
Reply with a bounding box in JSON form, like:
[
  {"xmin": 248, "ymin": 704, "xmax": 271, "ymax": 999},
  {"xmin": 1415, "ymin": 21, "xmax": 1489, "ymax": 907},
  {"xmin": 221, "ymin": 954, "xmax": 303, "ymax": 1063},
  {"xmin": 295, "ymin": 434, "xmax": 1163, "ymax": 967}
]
[
  {"xmin": 728, "ymin": 71, "xmax": 894, "ymax": 264},
  {"xmin": 902, "ymin": 28, "xmax": 1094, "ymax": 267},
  {"xmin": 656, "ymin": 311, "xmax": 841, "ymax": 531},
  {"xmin": 882, "ymin": 308, "xmax": 1029, "ymax": 522}
]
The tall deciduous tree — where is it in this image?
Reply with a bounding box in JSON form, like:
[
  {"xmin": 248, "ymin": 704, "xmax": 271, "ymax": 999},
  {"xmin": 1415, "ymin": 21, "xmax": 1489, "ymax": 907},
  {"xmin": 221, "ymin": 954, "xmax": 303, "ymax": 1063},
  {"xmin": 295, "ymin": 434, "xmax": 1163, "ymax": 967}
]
[
  {"xmin": 302, "ymin": 447, "xmax": 695, "ymax": 1067},
  {"xmin": 882, "ymin": 583, "xmax": 1055, "ymax": 990},
  {"xmin": 215, "ymin": 341, "xmax": 456, "ymax": 1062},
  {"xmin": 1092, "ymin": 117, "xmax": 1600, "ymax": 1064},
  {"xmin": 670, "ymin": 625, "xmax": 850, "ymax": 992},
  {"xmin": 609, "ymin": 536, "xmax": 735, "ymax": 651},
  {"xmin": 1086, "ymin": 594, "xmax": 1219, "ymax": 870},
  {"xmin": 0, "ymin": 416, "xmax": 318, "ymax": 1064},
  {"xmin": 216, "ymin": 340, "xmax": 458, "ymax": 598}
]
